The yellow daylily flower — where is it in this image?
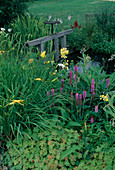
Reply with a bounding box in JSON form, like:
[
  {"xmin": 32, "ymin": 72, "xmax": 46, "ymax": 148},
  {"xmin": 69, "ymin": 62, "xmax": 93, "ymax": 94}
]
[
  {"xmin": 44, "ymin": 61, "xmax": 50, "ymax": 64},
  {"xmin": 35, "ymin": 78, "xmax": 43, "ymax": 81},
  {"xmin": 40, "ymin": 51, "xmax": 46, "ymax": 58},
  {"xmin": 51, "ymin": 77, "xmax": 58, "ymax": 82},
  {"xmin": 29, "ymin": 59, "xmax": 34, "ymax": 64},
  {"xmin": 0, "ymin": 51, "xmax": 5, "ymax": 53},
  {"xmin": 8, "ymin": 100, "xmax": 24, "ymax": 106},
  {"xmin": 52, "ymin": 72, "xmax": 56, "ymax": 75},
  {"xmin": 60, "ymin": 48, "xmax": 69, "ymax": 56}
]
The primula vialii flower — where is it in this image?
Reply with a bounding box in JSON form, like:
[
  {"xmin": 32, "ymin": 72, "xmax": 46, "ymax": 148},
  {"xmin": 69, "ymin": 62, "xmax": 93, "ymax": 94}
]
[
  {"xmin": 75, "ymin": 93, "xmax": 79, "ymax": 106},
  {"xmin": 70, "ymin": 71, "xmax": 72, "ymax": 85},
  {"xmin": 60, "ymin": 87, "xmax": 63, "ymax": 94},
  {"xmin": 47, "ymin": 91, "xmax": 50, "ymax": 101},
  {"xmin": 79, "ymin": 94, "xmax": 82, "ymax": 106},
  {"xmin": 35, "ymin": 78, "xmax": 43, "ymax": 81},
  {"xmin": 107, "ymin": 77, "xmax": 109, "ymax": 88},
  {"xmin": 95, "ymin": 105, "xmax": 98, "ymax": 112},
  {"xmin": 91, "ymin": 116, "xmax": 94, "ymax": 123},
  {"xmin": 8, "ymin": 100, "xmax": 24, "ymax": 106},
  {"xmin": 71, "ymin": 91, "xmax": 73, "ymax": 103},
  {"xmin": 83, "ymin": 91, "xmax": 86, "ymax": 100},
  {"xmin": 51, "ymin": 88, "xmax": 54, "ymax": 97},
  {"xmin": 61, "ymin": 79, "xmax": 64, "ymax": 88},
  {"xmin": 40, "ymin": 51, "xmax": 46, "ymax": 58}
]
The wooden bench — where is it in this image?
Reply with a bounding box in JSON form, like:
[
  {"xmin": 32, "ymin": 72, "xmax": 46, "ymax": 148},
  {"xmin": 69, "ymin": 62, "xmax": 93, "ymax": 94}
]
[{"xmin": 25, "ymin": 29, "xmax": 73, "ymax": 61}]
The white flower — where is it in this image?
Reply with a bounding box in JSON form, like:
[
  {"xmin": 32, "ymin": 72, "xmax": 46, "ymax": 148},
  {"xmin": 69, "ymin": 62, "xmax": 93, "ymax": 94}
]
[
  {"xmin": 58, "ymin": 63, "xmax": 65, "ymax": 68},
  {"xmin": 8, "ymin": 28, "xmax": 12, "ymax": 32},
  {"xmin": 54, "ymin": 18, "xmax": 57, "ymax": 21},
  {"xmin": 48, "ymin": 15, "xmax": 51, "ymax": 21},
  {"xmin": 57, "ymin": 18, "xmax": 60, "ymax": 21},
  {"xmin": 1, "ymin": 28, "xmax": 5, "ymax": 31},
  {"xmin": 68, "ymin": 15, "xmax": 71, "ymax": 20},
  {"xmin": 59, "ymin": 19, "xmax": 63, "ymax": 24}
]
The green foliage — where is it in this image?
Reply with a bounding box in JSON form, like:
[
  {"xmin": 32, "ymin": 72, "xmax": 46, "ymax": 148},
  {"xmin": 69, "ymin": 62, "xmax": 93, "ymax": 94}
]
[
  {"xmin": 2, "ymin": 126, "xmax": 115, "ymax": 169},
  {"xmin": 0, "ymin": 0, "xmax": 33, "ymax": 27},
  {"xmin": 11, "ymin": 13, "xmax": 49, "ymax": 45}
]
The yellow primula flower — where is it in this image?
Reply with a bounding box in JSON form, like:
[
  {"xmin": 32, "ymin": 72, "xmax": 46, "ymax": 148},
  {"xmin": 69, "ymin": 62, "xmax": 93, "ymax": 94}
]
[
  {"xmin": 35, "ymin": 78, "xmax": 43, "ymax": 81},
  {"xmin": 103, "ymin": 94, "xmax": 109, "ymax": 101},
  {"xmin": 40, "ymin": 51, "xmax": 46, "ymax": 58},
  {"xmin": 100, "ymin": 95, "xmax": 104, "ymax": 100},
  {"xmin": 51, "ymin": 77, "xmax": 58, "ymax": 82},
  {"xmin": 8, "ymin": 100, "xmax": 24, "ymax": 106},
  {"xmin": 29, "ymin": 59, "xmax": 34, "ymax": 64}
]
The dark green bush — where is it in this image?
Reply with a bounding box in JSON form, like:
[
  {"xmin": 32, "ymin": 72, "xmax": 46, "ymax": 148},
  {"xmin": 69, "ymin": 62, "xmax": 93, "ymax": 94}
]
[{"xmin": 0, "ymin": 0, "xmax": 33, "ymax": 27}]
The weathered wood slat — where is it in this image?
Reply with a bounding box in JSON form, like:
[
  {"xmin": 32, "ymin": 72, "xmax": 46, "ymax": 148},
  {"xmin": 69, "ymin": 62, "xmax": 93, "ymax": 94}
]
[
  {"xmin": 54, "ymin": 38, "xmax": 59, "ymax": 61},
  {"xmin": 61, "ymin": 35, "xmax": 66, "ymax": 48},
  {"xmin": 25, "ymin": 29, "xmax": 73, "ymax": 47}
]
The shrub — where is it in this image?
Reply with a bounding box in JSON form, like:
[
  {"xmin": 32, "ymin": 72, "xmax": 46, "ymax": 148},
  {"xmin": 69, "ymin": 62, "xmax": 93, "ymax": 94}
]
[{"xmin": 0, "ymin": 0, "xmax": 33, "ymax": 28}]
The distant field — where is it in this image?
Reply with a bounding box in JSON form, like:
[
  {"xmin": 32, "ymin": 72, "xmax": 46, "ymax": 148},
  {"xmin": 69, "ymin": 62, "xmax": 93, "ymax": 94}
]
[{"xmin": 28, "ymin": 0, "xmax": 115, "ymax": 26}]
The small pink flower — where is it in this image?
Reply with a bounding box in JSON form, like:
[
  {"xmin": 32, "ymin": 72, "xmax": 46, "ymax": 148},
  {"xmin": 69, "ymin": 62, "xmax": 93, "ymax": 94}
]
[
  {"xmin": 47, "ymin": 91, "xmax": 50, "ymax": 101},
  {"xmin": 91, "ymin": 116, "xmax": 94, "ymax": 123},
  {"xmin": 83, "ymin": 91, "xmax": 86, "ymax": 99},
  {"xmin": 71, "ymin": 91, "xmax": 73, "ymax": 103},
  {"xmin": 95, "ymin": 105, "xmax": 98, "ymax": 112},
  {"xmin": 74, "ymin": 65, "xmax": 77, "ymax": 76},
  {"xmin": 75, "ymin": 93, "xmax": 79, "ymax": 106},
  {"xmin": 61, "ymin": 79, "xmax": 64, "ymax": 88},
  {"xmin": 79, "ymin": 94, "xmax": 82, "ymax": 106},
  {"xmin": 74, "ymin": 74, "xmax": 77, "ymax": 82},
  {"xmin": 70, "ymin": 71, "xmax": 72, "ymax": 85},
  {"xmin": 107, "ymin": 77, "xmax": 109, "ymax": 88},
  {"xmin": 60, "ymin": 87, "xmax": 63, "ymax": 94},
  {"xmin": 51, "ymin": 88, "xmax": 54, "ymax": 97}
]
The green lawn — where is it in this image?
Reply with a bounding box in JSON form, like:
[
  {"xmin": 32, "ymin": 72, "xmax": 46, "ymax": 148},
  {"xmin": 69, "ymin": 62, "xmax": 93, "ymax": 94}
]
[{"xmin": 28, "ymin": 0, "xmax": 115, "ymax": 26}]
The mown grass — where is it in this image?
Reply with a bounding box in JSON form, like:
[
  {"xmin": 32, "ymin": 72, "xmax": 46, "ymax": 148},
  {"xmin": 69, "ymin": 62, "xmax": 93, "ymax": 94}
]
[{"xmin": 28, "ymin": 0, "xmax": 115, "ymax": 26}]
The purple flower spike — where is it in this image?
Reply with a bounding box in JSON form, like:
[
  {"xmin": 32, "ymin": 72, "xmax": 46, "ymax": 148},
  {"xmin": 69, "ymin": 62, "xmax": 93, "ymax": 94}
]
[
  {"xmin": 71, "ymin": 91, "xmax": 73, "ymax": 103},
  {"xmin": 91, "ymin": 116, "xmax": 94, "ymax": 123},
  {"xmin": 92, "ymin": 78, "xmax": 95, "ymax": 84},
  {"xmin": 95, "ymin": 105, "xmax": 98, "ymax": 112},
  {"xmin": 107, "ymin": 77, "xmax": 109, "ymax": 88},
  {"xmin": 79, "ymin": 94, "xmax": 82, "ymax": 106},
  {"xmin": 47, "ymin": 91, "xmax": 50, "ymax": 101},
  {"xmin": 83, "ymin": 91, "xmax": 86, "ymax": 99},
  {"xmin": 51, "ymin": 88, "xmax": 54, "ymax": 97},
  {"xmin": 74, "ymin": 65, "xmax": 77, "ymax": 76},
  {"xmin": 70, "ymin": 71, "xmax": 72, "ymax": 85},
  {"xmin": 74, "ymin": 74, "xmax": 77, "ymax": 82},
  {"xmin": 61, "ymin": 79, "xmax": 64, "ymax": 88},
  {"xmin": 60, "ymin": 87, "xmax": 63, "ymax": 94},
  {"xmin": 75, "ymin": 93, "xmax": 79, "ymax": 106},
  {"xmin": 91, "ymin": 84, "xmax": 94, "ymax": 93}
]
